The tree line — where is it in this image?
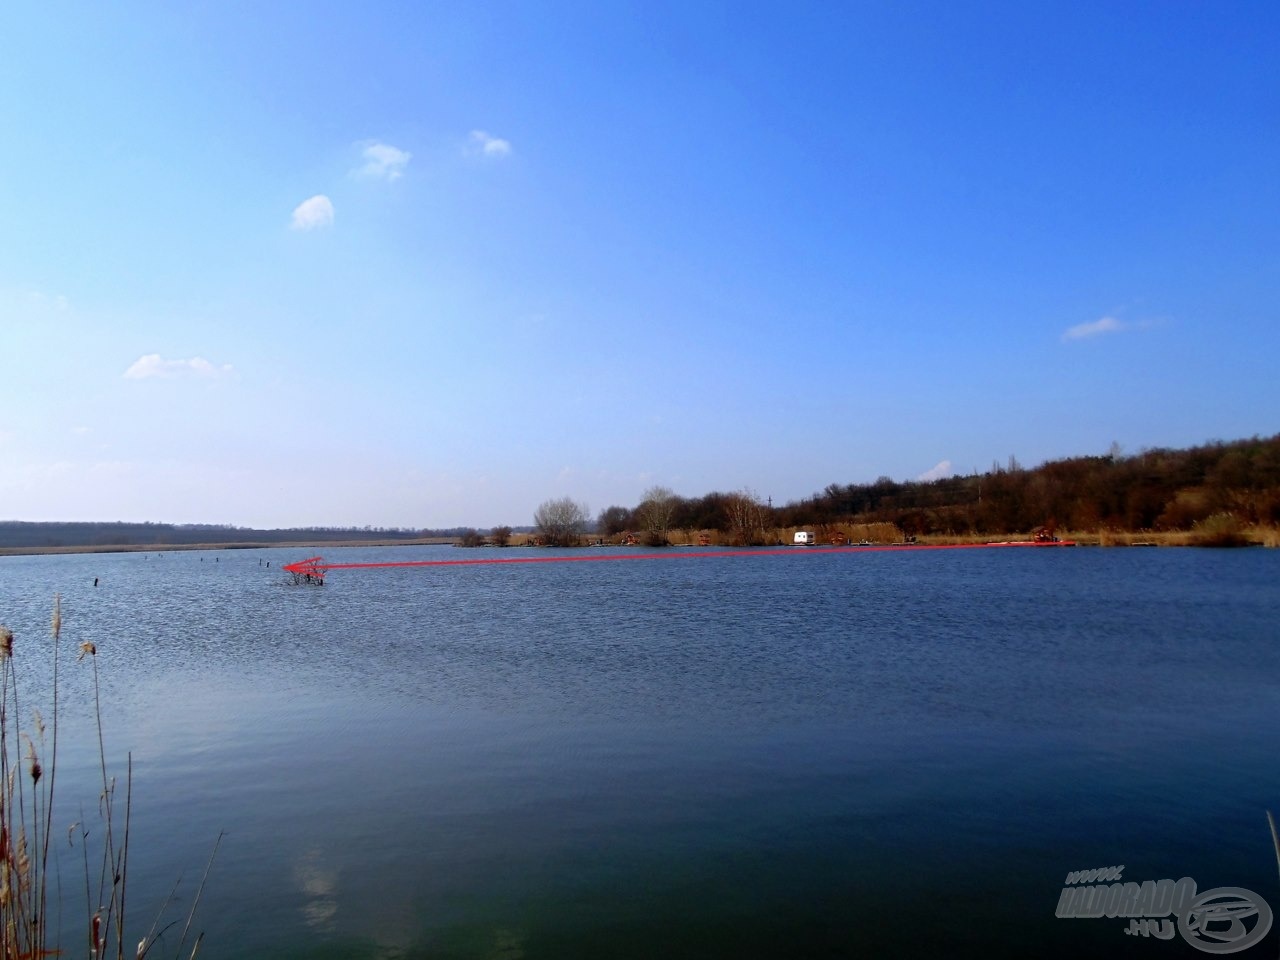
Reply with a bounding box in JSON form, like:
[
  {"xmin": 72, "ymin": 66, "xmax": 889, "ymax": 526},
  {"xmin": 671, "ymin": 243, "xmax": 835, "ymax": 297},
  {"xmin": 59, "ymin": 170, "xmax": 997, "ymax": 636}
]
[
  {"xmin": 571, "ymin": 435, "xmax": 1280, "ymax": 544},
  {"xmin": 7, "ymin": 435, "xmax": 1276, "ymax": 551}
]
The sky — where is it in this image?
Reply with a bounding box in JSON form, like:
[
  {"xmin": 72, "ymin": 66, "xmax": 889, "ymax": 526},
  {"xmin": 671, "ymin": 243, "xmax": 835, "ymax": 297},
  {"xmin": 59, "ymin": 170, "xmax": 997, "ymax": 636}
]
[{"xmin": 1, "ymin": 1, "xmax": 1277, "ymax": 529}]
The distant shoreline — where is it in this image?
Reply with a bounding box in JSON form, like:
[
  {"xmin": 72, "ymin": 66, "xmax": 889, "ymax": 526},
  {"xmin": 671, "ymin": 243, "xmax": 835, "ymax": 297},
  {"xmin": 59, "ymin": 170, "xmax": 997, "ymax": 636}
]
[
  {"xmin": 3, "ymin": 525, "xmax": 1274, "ymax": 559},
  {"xmin": 0, "ymin": 538, "xmax": 458, "ymax": 558}
]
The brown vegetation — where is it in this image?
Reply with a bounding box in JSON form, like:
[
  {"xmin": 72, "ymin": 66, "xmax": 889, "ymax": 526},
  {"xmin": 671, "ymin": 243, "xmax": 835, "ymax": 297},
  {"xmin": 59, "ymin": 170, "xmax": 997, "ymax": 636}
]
[
  {"xmin": 0, "ymin": 598, "xmax": 218, "ymax": 960},
  {"xmin": 534, "ymin": 497, "xmax": 591, "ymax": 547},
  {"xmin": 593, "ymin": 435, "xmax": 1280, "ymax": 548}
]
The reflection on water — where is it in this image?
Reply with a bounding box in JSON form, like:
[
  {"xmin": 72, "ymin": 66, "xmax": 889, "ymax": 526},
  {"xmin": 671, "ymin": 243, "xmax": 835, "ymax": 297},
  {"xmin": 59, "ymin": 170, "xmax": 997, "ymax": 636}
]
[
  {"xmin": 294, "ymin": 848, "xmax": 339, "ymax": 932},
  {"xmin": 0, "ymin": 545, "xmax": 1278, "ymax": 958}
]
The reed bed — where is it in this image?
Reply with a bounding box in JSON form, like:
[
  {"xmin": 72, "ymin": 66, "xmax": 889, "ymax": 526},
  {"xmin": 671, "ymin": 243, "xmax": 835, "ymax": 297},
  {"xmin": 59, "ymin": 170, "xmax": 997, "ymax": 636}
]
[
  {"xmin": 1085, "ymin": 521, "xmax": 1278, "ymax": 547},
  {"xmin": 526, "ymin": 522, "xmax": 1280, "ymax": 549},
  {"xmin": 0, "ymin": 597, "xmax": 218, "ymax": 960},
  {"xmin": 912, "ymin": 523, "xmax": 1280, "ymax": 548}
]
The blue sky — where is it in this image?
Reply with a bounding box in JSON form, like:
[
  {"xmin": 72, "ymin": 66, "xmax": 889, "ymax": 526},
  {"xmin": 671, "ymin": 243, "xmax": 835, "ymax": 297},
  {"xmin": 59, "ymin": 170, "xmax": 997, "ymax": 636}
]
[{"xmin": 2, "ymin": 1, "xmax": 1276, "ymax": 528}]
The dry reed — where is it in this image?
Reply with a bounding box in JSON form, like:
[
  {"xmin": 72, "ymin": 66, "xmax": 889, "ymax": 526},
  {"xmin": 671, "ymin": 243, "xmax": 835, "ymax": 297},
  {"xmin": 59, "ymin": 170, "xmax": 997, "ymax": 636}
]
[
  {"xmin": 0, "ymin": 598, "xmax": 219, "ymax": 960},
  {"xmin": 1269, "ymin": 811, "xmax": 1280, "ymax": 882}
]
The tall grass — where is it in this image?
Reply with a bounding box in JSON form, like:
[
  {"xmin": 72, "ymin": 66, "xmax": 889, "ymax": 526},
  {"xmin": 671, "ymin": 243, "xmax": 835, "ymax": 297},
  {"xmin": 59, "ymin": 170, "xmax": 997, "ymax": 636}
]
[{"xmin": 0, "ymin": 597, "xmax": 218, "ymax": 960}]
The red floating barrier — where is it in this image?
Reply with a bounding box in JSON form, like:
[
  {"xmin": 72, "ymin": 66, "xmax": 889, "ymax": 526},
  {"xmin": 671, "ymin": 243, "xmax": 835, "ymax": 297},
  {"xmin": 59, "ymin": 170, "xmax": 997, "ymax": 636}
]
[{"xmin": 281, "ymin": 540, "xmax": 1074, "ymax": 583}]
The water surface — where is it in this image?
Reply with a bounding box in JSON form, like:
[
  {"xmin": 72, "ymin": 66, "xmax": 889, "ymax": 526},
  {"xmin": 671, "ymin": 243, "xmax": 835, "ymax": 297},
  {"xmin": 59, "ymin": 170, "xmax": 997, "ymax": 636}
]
[{"xmin": 1, "ymin": 545, "xmax": 1277, "ymax": 957}]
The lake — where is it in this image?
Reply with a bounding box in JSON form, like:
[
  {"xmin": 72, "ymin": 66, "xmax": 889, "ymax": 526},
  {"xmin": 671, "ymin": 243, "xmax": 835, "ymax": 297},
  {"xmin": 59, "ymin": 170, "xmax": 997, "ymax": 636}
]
[{"xmin": 1, "ymin": 545, "xmax": 1278, "ymax": 958}]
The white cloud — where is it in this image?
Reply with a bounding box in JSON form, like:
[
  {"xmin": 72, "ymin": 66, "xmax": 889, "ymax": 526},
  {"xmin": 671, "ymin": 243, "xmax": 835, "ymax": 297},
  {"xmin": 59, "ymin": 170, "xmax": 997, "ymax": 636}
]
[
  {"xmin": 290, "ymin": 195, "xmax": 335, "ymax": 230},
  {"xmin": 355, "ymin": 142, "xmax": 411, "ymax": 180},
  {"xmin": 917, "ymin": 460, "xmax": 953, "ymax": 482},
  {"xmin": 468, "ymin": 130, "xmax": 511, "ymax": 158},
  {"xmin": 123, "ymin": 355, "xmax": 234, "ymax": 380},
  {"xmin": 1062, "ymin": 316, "xmax": 1123, "ymax": 342}
]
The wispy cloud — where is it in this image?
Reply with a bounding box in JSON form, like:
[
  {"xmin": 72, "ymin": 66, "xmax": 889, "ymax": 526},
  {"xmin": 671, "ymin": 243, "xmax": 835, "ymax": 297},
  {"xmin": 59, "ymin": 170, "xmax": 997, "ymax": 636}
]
[
  {"xmin": 467, "ymin": 130, "xmax": 511, "ymax": 158},
  {"xmin": 355, "ymin": 142, "xmax": 411, "ymax": 180},
  {"xmin": 25, "ymin": 290, "xmax": 69, "ymax": 312},
  {"xmin": 1062, "ymin": 315, "xmax": 1123, "ymax": 342},
  {"xmin": 123, "ymin": 355, "xmax": 234, "ymax": 380},
  {"xmin": 290, "ymin": 194, "xmax": 335, "ymax": 230},
  {"xmin": 917, "ymin": 460, "xmax": 953, "ymax": 482}
]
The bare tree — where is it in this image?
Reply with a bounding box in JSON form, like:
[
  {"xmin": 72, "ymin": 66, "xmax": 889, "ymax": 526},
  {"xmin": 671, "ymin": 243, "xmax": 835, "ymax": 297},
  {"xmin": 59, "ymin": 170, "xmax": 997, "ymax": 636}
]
[
  {"xmin": 489, "ymin": 525, "xmax": 512, "ymax": 547},
  {"xmin": 724, "ymin": 488, "xmax": 767, "ymax": 546},
  {"xmin": 534, "ymin": 497, "xmax": 590, "ymax": 547},
  {"xmin": 636, "ymin": 485, "xmax": 678, "ymax": 546}
]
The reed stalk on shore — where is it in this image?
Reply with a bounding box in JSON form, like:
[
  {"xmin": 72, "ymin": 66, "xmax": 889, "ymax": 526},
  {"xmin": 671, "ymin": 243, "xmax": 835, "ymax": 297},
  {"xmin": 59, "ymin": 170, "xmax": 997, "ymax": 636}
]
[{"xmin": 0, "ymin": 598, "xmax": 218, "ymax": 960}]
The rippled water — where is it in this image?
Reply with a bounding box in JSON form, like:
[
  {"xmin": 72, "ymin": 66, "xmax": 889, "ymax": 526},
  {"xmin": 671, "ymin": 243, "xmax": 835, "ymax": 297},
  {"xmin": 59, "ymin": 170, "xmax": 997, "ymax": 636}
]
[{"xmin": 1, "ymin": 545, "xmax": 1278, "ymax": 958}]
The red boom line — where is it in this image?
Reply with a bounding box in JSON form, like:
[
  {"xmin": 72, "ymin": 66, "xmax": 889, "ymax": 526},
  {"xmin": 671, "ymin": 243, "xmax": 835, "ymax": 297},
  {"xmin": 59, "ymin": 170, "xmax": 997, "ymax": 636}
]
[{"xmin": 282, "ymin": 541, "xmax": 1074, "ymax": 580}]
